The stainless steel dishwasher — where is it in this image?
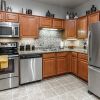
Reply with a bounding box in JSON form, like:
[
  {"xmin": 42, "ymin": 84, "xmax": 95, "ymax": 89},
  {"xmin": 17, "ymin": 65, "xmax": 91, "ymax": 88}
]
[{"xmin": 20, "ymin": 54, "xmax": 42, "ymax": 84}]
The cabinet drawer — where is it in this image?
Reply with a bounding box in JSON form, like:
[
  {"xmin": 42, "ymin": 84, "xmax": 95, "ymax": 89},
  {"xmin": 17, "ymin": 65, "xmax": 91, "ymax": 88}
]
[
  {"xmin": 56, "ymin": 52, "xmax": 66, "ymax": 57},
  {"xmin": 78, "ymin": 53, "xmax": 88, "ymax": 60},
  {"xmin": 72, "ymin": 52, "xmax": 77, "ymax": 57},
  {"xmin": 43, "ymin": 53, "xmax": 56, "ymax": 58}
]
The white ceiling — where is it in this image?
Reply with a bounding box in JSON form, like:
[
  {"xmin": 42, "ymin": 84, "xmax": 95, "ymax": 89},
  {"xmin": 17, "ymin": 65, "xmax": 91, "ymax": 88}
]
[{"xmin": 33, "ymin": 0, "xmax": 89, "ymax": 8}]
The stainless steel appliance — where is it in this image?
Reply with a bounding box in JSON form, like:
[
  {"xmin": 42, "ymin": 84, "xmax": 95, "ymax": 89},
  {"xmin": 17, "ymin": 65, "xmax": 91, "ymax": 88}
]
[
  {"xmin": 88, "ymin": 22, "xmax": 100, "ymax": 97},
  {"xmin": 0, "ymin": 22, "xmax": 19, "ymax": 37},
  {"xmin": 0, "ymin": 42, "xmax": 19, "ymax": 90},
  {"xmin": 20, "ymin": 54, "xmax": 42, "ymax": 84}
]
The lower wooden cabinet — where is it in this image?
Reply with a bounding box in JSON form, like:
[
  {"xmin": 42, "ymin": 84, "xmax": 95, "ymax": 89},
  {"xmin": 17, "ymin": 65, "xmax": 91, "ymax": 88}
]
[
  {"xmin": 71, "ymin": 52, "xmax": 78, "ymax": 75},
  {"xmin": 66, "ymin": 52, "xmax": 72, "ymax": 72},
  {"xmin": 56, "ymin": 52, "xmax": 67, "ymax": 75},
  {"xmin": 78, "ymin": 53, "xmax": 88, "ymax": 81},
  {"xmin": 43, "ymin": 58, "xmax": 56, "ymax": 78},
  {"xmin": 72, "ymin": 57, "xmax": 78, "ymax": 75}
]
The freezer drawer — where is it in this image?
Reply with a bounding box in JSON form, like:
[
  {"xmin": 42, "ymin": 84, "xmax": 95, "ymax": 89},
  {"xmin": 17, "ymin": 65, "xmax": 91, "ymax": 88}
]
[{"xmin": 88, "ymin": 66, "xmax": 100, "ymax": 97}]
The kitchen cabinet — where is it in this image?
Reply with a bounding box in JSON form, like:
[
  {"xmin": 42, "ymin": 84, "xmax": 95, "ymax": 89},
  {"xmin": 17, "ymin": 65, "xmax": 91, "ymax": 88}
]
[
  {"xmin": 5, "ymin": 13, "xmax": 19, "ymax": 22},
  {"xmin": 66, "ymin": 52, "xmax": 72, "ymax": 72},
  {"xmin": 77, "ymin": 16, "xmax": 88, "ymax": 39},
  {"xmin": 0, "ymin": 12, "xmax": 5, "ymax": 21},
  {"xmin": 78, "ymin": 53, "xmax": 88, "ymax": 81},
  {"xmin": 56, "ymin": 52, "xmax": 67, "ymax": 75},
  {"xmin": 71, "ymin": 52, "xmax": 78, "ymax": 75},
  {"xmin": 65, "ymin": 20, "xmax": 76, "ymax": 38},
  {"xmin": 53, "ymin": 18, "xmax": 64, "ymax": 29},
  {"xmin": 88, "ymin": 12, "xmax": 99, "ymax": 26},
  {"xmin": 43, "ymin": 53, "xmax": 56, "ymax": 78},
  {"xmin": 40, "ymin": 17, "xmax": 52, "ymax": 28},
  {"xmin": 19, "ymin": 15, "xmax": 39, "ymax": 38}
]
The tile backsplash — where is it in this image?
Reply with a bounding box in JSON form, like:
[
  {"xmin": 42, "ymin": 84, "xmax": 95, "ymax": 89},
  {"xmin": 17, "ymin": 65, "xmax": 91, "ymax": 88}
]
[{"xmin": 0, "ymin": 28, "xmax": 88, "ymax": 49}]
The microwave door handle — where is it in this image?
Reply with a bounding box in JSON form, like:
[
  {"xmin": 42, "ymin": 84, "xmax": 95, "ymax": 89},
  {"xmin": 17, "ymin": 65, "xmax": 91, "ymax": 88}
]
[{"xmin": 12, "ymin": 27, "xmax": 15, "ymax": 37}]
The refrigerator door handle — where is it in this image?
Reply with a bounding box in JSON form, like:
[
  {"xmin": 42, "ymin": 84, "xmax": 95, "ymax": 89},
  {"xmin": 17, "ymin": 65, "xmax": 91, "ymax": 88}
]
[{"xmin": 88, "ymin": 31, "xmax": 92, "ymax": 62}]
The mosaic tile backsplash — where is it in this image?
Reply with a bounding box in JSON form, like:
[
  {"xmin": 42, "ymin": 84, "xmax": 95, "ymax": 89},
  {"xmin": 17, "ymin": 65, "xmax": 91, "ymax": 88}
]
[{"xmin": 0, "ymin": 28, "xmax": 88, "ymax": 49}]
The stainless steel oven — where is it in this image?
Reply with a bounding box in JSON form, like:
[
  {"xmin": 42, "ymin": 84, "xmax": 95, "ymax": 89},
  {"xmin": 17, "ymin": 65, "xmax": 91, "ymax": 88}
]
[
  {"xmin": 0, "ymin": 22, "xmax": 19, "ymax": 37},
  {"xmin": 0, "ymin": 42, "xmax": 19, "ymax": 91}
]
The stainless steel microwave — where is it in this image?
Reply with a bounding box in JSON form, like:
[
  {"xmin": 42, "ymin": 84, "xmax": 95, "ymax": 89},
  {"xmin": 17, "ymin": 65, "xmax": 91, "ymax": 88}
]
[{"xmin": 0, "ymin": 22, "xmax": 19, "ymax": 37}]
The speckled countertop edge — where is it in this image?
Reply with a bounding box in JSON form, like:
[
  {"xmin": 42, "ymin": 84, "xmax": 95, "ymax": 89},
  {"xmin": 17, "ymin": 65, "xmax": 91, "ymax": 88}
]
[{"xmin": 19, "ymin": 48, "xmax": 88, "ymax": 55}]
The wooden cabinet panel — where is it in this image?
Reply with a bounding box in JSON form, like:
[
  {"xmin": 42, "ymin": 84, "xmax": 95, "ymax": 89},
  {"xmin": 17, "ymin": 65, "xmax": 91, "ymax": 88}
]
[
  {"xmin": 66, "ymin": 52, "xmax": 72, "ymax": 72},
  {"xmin": 0, "ymin": 12, "xmax": 5, "ymax": 21},
  {"xmin": 72, "ymin": 57, "xmax": 77, "ymax": 75},
  {"xmin": 43, "ymin": 58, "xmax": 56, "ymax": 78},
  {"xmin": 88, "ymin": 12, "xmax": 99, "ymax": 26},
  {"xmin": 77, "ymin": 16, "xmax": 88, "ymax": 39},
  {"xmin": 78, "ymin": 59, "xmax": 88, "ymax": 81},
  {"xmin": 19, "ymin": 15, "xmax": 39, "ymax": 38},
  {"xmin": 57, "ymin": 56, "xmax": 67, "ymax": 75},
  {"xmin": 53, "ymin": 18, "xmax": 64, "ymax": 29},
  {"xmin": 56, "ymin": 52, "xmax": 66, "ymax": 57},
  {"xmin": 40, "ymin": 17, "xmax": 52, "ymax": 28},
  {"xmin": 78, "ymin": 53, "xmax": 88, "ymax": 60},
  {"xmin": 5, "ymin": 13, "xmax": 19, "ymax": 22},
  {"xmin": 65, "ymin": 20, "xmax": 76, "ymax": 38},
  {"xmin": 43, "ymin": 53, "xmax": 56, "ymax": 58}
]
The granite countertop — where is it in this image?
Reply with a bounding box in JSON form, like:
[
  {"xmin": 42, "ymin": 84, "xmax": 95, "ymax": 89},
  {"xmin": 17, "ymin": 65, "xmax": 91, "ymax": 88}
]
[{"xmin": 19, "ymin": 48, "xmax": 88, "ymax": 55}]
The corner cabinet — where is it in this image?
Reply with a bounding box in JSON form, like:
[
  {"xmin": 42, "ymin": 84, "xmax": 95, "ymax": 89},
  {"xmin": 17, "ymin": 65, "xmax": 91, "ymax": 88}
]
[
  {"xmin": 19, "ymin": 15, "xmax": 39, "ymax": 38},
  {"xmin": 65, "ymin": 20, "xmax": 76, "ymax": 38},
  {"xmin": 88, "ymin": 12, "xmax": 100, "ymax": 27},
  {"xmin": 77, "ymin": 16, "xmax": 88, "ymax": 39},
  {"xmin": 71, "ymin": 52, "xmax": 78, "ymax": 75}
]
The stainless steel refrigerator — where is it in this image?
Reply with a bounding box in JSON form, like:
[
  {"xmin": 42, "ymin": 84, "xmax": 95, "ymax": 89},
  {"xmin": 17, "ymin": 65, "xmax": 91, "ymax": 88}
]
[{"xmin": 88, "ymin": 22, "xmax": 100, "ymax": 97}]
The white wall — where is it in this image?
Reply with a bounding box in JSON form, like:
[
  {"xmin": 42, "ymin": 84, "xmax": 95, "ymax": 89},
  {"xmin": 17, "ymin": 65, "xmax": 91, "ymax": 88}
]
[
  {"xmin": 73, "ymin": 0, "xmax": 100, "ymax": 16},
  {"xmin": 5, "ymin": 0, "xmax": 68, "ymax": 19}
]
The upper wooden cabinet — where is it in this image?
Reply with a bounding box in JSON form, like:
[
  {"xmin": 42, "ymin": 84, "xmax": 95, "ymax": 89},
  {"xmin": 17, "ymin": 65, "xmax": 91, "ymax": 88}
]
[
  {"xmin": 40, "ymin": 17, "xmax": 52, "ymax": 28},
  {"xmin": 19, "ymin": 15, "xmax": 39, "ymax": 38},
  {"xmin": 53, "ymin": 18, "xmax": 64, "ymax": 29},
  {"xmin": 0, "ymin": 12, "xmax": 19, "ymax": 22},
  {"xmin": 88, "ymin": 12, "xmax": 100, "ymax": 27},
  {"xmin": 77, "ymin": 16, "xmax": 88, "ymax": 39},
  {"xmin": 0, "ymin": 12, "xmax": 5, "ymax": 21},
  {"xmin": 5, "ymin": 13, "xmax": 19, "ymax": 22},
  {"xmin": 65, "ymin": 20, "xmax": 76, "ymax": 38},
  {"xmin": 39, "ymin": 17, "xmax": 64, "ymax": 29}
]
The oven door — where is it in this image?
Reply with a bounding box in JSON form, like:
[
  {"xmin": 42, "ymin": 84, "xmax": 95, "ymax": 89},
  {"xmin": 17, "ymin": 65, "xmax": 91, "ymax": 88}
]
[
  {"xmin": 0, "ymin": 55, "xmax": 19, "ymax": 79},
  {"xmin": 0, "ymin": 22, "xmax": 19, "ymax": 37}
]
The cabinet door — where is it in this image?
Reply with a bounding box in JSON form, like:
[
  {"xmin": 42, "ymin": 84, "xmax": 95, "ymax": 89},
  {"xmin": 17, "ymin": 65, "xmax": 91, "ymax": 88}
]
[
  {"xmin": 53, "ymin": 18, "xmax": 64, "ymax": 29},
  {"xmin": 5, "ymin": 13, "xmax": 19, "ymax": 22},
  {"xmin": 78, "ymin": 59, "xmax": 88, "ymax": 81},
  {"xmin": 66, "ymin": 52, "xmax": 72, "ymax": 72},
  {"xmin": 0, "ymin": 12, "xmax": 5, "ymax": 21},
  {"xmin": 88, "ymin": 12, "xmax": 99, "ymax": 26},
  {"xmin": 40, "ymin": 17, "xmax": 52, "ymax": 28},
  {"xmin": 77, "ymin": 16, "xmax": 88, "ymax": 39},
  {"xmin": 43, "ymin": 58, "xmax": 56, "ymax": 78},
  {"xmin": 72, "ymin": 57, "xmax": 77, "ymax": 75},
  {"xmin": 65, "ymin": 20, "xmax": 76, "ymax": 38},
  {"xmin": 57, "ymin": 57, "xmax": 66, "ymax": 75},
  {"xmin": 19, "ymin": 15, "xmax": 39, "ymax": 38}
]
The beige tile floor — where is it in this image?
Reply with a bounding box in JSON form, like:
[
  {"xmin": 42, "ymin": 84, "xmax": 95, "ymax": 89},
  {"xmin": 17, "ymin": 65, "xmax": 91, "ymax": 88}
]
[{"xmin": 0, "ymin": 75, "xmax": 99, "ymax": 100}]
